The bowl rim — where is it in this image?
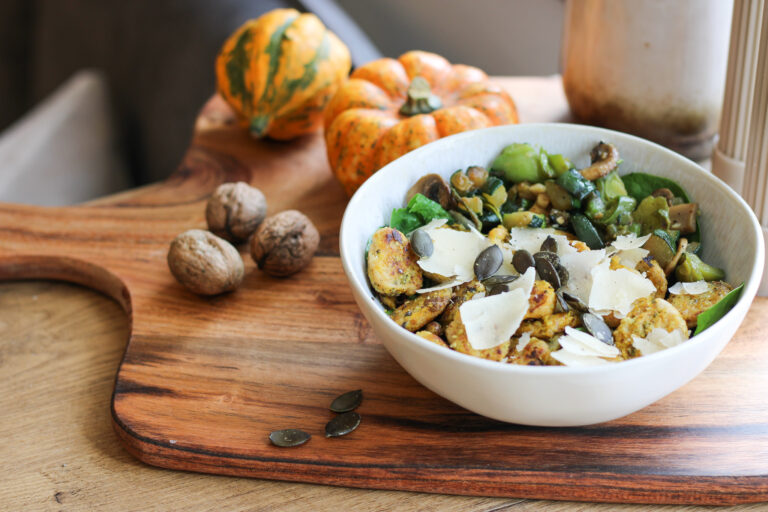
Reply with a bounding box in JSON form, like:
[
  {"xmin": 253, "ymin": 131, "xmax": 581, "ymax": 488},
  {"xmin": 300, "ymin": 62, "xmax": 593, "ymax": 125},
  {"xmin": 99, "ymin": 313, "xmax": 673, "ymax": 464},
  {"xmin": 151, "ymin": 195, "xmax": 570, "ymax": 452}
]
[{"xmin": 339, "ymin": 123, "xmax": 765, "ymax": 375}]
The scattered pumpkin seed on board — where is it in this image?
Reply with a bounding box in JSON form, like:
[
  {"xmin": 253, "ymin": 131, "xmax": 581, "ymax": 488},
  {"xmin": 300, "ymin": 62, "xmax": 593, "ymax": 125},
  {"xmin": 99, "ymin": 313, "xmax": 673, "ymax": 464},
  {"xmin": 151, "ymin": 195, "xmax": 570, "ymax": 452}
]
[
  {"xmin": 325, "ymin": 412, "xmax": 361, "ymax": 438},
  {"xmin": 269, "ymin": 428, "xmax": 311, "ymax": 447},
  {"xmin": 330, "ymin": 389, "xmax": 363, "ymax": 413}
]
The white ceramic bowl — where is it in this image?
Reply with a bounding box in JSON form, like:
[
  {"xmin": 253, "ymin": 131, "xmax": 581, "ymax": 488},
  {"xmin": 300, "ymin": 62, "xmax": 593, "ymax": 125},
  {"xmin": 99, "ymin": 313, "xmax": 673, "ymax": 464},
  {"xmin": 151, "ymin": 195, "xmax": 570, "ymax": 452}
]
[{"xmin": 339, "ymin": 124, "xmax": 764, "ymax": 426}]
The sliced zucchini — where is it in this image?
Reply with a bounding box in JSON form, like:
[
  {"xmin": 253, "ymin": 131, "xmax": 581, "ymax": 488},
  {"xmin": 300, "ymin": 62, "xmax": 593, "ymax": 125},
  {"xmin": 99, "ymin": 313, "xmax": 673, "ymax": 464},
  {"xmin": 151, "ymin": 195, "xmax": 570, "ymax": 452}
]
[
  {"xmin": 571, "ymin": 213, "xmax": 604, "ymax": 249},
  {"xmin": 503, "ymin": 211, "xmax": 546, "ymax": 229},
  {"xmin": 642, "ymin": 232, "xmax": 676, "ymax": 269},
  {"xmin": 482, "ymin": 177, "xmax": 507, "ymax": 208}
]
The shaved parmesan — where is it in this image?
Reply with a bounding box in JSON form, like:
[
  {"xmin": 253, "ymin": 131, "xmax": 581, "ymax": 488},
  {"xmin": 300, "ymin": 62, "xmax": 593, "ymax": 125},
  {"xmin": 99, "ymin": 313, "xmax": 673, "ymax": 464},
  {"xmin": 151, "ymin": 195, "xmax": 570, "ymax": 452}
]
[
  {"xmin": 559, "ymin": 249, "xmax": 608, "ymax": 303},
  {"xmin": 588, "ymin": 265, "xmax": 656, "ymax": 316},
  {"xmin": 507, "ymin": 228, "xmax": 577, "ymax": 256},
  {"xmin": 631, "ymin": 328, "xmax": 688, "ymax": 355},
  {"xmin": 616, "ymin": 247, "xmax": 649, "ymax": 269},
  {"xmin": 611, "ymin": 233, "xmax": 651, "ymax": 251},
  {"xmin": 551, "ymin": 326, "xmax": 619, "ymax": 366},
  {"xmin": 460, "ymin": 268, "xmax": 536, "ymax": 350},
  {"xmin": 669, "ymin": 280, "xmax": 710, "ymax": 295},
  {"xmin": 515, "ymin": 332, "xmax": 532, "ymax": 353},
  {"xmin": 417, "ymin": 222, "xmax": 490, "ymax": 284},
  {"xmin": 608, "ymin": 234, "xmax": 650, "ymax": 268},
  {"xmin": 460, "ymin": 289, "xmax": 529, "ymax": 350},
  {"xmin": 551, "ymin": 350, "xmax": 610, "ymax": 366},
  {"xmin": 506, "ymin": 267, "xmax": 536, "ymax": 295},
  {"xmin": 560, "ymin": 327, "xmax": 620, "ymax": 357},
  {"xmin": 415, "ymin": 277, "xmax": 466, "ymax": 294},
  {"xmin": 418, "ymin": 218, "xmax": 448, "ymax": 231}
]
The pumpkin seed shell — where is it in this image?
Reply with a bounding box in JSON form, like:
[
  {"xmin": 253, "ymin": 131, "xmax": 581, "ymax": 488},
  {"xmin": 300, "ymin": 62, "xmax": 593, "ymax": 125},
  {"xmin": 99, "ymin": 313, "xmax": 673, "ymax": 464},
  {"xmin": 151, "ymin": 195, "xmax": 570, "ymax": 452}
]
[
  {"xmin": 582, "ymin": 312, "xmax": 614, "ymax": 345},
  {"xmin": 474, "ymin": 245, "xmax": 503, "ymax": 281},
  {"xmin": 269, "ymin": 428, "xmax": 311, "ymax": 447},
  {"xmin": 482, "ymin": 274, "xmax": 520, "ymax": 287},
  {"xmin": 533, "ymin": 251, "xmax": 560, "ymax": 268},
  {"xmin": 325, "ymin": 411, "xmax": 361, "ymax": 438},
  {"xmin": 534, "ymin": 257, "xmax": 561, "ymax": 289},
  {"xmin": 555, "ymin": 263, "xmax": 569, "ymax": 287},
  {"xmin": 512, "ymin": 249, "xmax": 534, "ymax": 274},
  {"xmin": 410, "ymin": 229, "xmax": 433, "ymax": 258},
  {"xmin": 561, "ymin": 291, "xmax": 589, "ymax": 312},
  {"xmin": 540, "ymin": 235, "xmax": 558, "ymax": 253},
  {"xmin": 330, "ymin": 389, "xmax": 363, "ymax": 413},
  {"xmin": 449, "ymin": 210, "xmax": 475, "ymax": 231},
  {"xmin": 488, "ymin": 284, "xmax": 509, "ymax": 296}
]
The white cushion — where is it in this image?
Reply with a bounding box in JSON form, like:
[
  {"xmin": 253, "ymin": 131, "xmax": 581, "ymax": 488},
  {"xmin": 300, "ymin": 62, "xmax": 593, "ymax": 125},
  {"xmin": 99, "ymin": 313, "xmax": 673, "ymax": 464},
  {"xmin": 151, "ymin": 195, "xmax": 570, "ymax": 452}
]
[{"xmin": 0, "ymin": 69, "xmax": 131, "ymax": 205}]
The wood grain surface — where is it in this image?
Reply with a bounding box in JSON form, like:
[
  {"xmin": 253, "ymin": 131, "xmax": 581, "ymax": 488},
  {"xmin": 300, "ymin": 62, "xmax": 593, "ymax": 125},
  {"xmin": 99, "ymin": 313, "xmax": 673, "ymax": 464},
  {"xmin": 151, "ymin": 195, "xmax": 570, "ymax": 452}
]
[{"xmin": 1, "ymin": 77, "xmax": 767, "ymax": 507}]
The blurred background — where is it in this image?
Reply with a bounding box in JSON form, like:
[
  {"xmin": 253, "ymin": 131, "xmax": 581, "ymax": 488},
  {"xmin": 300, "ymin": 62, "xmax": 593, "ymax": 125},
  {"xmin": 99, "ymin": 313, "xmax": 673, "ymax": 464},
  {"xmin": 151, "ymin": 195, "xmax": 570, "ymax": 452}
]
[{"xmin": 0, "ymin": 0, "xmax": 563, "ymax": 204}]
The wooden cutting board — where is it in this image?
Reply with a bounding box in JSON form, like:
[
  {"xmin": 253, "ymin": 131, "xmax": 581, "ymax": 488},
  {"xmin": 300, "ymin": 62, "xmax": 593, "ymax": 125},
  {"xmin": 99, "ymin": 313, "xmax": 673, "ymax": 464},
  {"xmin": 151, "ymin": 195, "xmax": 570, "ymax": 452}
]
[{"xmin": 1, "ymin": 95, "xmax": 767, "ymax": 506}]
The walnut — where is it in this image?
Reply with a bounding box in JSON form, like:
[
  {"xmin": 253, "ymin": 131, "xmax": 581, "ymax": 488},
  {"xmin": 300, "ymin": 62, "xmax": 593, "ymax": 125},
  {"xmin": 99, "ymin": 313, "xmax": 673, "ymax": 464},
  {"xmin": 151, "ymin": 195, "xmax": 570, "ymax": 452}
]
[
  {"xmin": 250, "ymin": 210, "xmax": 320, "ymax": 276},
  {"xmin": 167, "ymin": 229, "xmax": 244, "ymax": 295},
  {"xmin": 205, "ymin": 182, "xmax": 267, "ymax": 243}
]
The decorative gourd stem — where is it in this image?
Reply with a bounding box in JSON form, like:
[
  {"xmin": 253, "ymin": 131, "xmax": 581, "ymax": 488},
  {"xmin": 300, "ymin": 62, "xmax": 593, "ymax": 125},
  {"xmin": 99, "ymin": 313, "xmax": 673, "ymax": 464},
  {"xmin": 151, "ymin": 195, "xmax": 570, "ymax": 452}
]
[
  {"xmin": 250, "ymin": 115, "xmax": 271, "ymax": 137},
  {"xmin": 399, "ymin": 76, "xmax": 443, "ymax": 116}
]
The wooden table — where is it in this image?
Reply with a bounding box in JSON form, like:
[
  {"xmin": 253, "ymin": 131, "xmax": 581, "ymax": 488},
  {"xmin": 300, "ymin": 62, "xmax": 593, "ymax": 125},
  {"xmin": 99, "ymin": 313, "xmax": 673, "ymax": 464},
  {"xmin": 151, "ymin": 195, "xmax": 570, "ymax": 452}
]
[{"xmin": 1, "ymin": 77, "xmax": 765, "ymax": 511}]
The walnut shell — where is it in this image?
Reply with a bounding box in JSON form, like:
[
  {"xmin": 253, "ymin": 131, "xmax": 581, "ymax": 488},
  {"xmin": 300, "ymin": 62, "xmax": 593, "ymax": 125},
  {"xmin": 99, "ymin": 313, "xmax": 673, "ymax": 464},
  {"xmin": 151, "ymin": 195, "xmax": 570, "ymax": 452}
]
[
  {"xmin": 250, "ymin": 210, "xmax": 320, "ymax": 277},
  {"xmin": 205, "ymin": 182, "xmax": 267, "ymax": 243},
  {"xmin": 167, "ymin": 229, "xmax": 244, "ymax": 295}
]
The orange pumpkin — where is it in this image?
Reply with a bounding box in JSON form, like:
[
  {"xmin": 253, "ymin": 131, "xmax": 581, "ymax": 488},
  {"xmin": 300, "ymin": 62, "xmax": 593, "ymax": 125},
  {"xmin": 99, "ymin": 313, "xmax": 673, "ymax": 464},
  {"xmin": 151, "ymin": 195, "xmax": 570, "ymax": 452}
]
[{"xmin": 324, "ymin": 51, "xmax": 519, "ymax": 195}]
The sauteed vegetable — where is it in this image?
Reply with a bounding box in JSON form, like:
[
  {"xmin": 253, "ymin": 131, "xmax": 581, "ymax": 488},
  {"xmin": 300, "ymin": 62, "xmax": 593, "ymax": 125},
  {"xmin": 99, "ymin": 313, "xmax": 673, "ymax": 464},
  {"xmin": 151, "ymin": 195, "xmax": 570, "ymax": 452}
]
[{"xmin": 366, "ymin": 141, "xmax": 743, "ymax": 366}]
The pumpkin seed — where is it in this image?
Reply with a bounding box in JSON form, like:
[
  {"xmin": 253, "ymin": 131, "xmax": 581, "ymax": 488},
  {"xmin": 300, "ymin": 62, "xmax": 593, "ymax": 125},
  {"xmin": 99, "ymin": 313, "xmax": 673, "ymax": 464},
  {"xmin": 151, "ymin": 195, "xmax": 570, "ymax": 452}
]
[
  {"xmin": 555, "ymin": 263, "xmax": 569, "ymax": 287},
  {"xmin": 533, "ymin": 251, "xmax": 560, "ymax": 268},
  {"xmin": 561, "ymin": 291, "xmax": 588, "ymax": 312},
  {"xmin": 555, "ymin": 290, "xmax": 570, "ymax": 313},
  {"xmin": 540, "ymin": 235, "xmax": 558, "ymax": 253},
  {"xmin": 512, "ymin": 249, "xmax": 534, "ymax": 274},
  {"xmin": 534, "ymin": 257, "xmax": 561, "ymax": 289},
  {"xmin": 482, "ymin": 274, "xmax": 520, "ymax": 287},
  {"xmin": 582, "ymin": 312, "xmax": 614, "ymax": 345},
  {"xmin": 449, "ymin": 210, "xmax": 475, "ymax": 231},
  {"xmin": 473, "ymin": 245, "xmax": 503, "ymax": 280},
  {"xmin": 330, "ymin": 389, "xmax": 363, "ymax": 413},
  {"xmin": 269, "ymin": 429, "xmax": 311, "ymax": 447},
  {"xmin": 410, "ymin": 229, "xmax": 433, "ymax": 258},
  {"xmin": 325, "ymin": 411, "xmax": 361, "ymax": 438},
  {"xmin": 488, "ymin": 284, "xmax": 509, "ymax": 296}
]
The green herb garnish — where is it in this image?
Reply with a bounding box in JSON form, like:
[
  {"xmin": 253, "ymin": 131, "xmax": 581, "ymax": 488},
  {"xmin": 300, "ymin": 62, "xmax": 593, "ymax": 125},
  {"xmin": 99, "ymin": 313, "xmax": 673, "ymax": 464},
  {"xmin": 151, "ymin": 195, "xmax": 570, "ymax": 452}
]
[
  {"xmin": 694, "ymin": 283, "xmax": 744, "ymax": 335},
  {"xmin": 390, "ymin": 193, "xmax": 452, "ymax": 233}
]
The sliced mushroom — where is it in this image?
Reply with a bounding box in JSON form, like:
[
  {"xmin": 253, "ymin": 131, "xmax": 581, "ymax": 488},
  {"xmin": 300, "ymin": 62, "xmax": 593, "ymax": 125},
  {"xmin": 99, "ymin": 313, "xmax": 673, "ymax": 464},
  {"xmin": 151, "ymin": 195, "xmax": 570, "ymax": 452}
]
[
  {"xmin": 406, "ymin": 173, "xmax": 456, "ymax": 210},
  {"xmin": 669, "ymin": 203, "xmax": 698, "ymax": 234},
  {"xmin": 580, "ymin": 142, "xmax": 620, "ymax": 181},
  {"xmin": 651, "ymin": 188, "xmax": 675, "ymax": 207},
  {"xmin": 664, "ymin": 237, "xmax": 689, "ymax": 276}
]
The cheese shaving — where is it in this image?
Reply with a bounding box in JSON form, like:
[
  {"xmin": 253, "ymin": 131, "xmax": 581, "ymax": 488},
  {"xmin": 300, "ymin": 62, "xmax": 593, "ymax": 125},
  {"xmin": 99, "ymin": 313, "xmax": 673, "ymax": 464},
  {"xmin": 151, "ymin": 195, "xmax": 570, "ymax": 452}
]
[
  {"xmin": 611, "ymin": 233, "xmax": 651, "ymax": 251},
  {"xmin": 415, "ymin": 277, "xmax": 466, "ymax": 294},
  {"xmin": 515, "ymin": 332, "xmax": 532, "ymax": 353},
  {"xmin": 551, "ymin": 350, "xmax": 611, "ymax": 366},
  {"xmin": 631, "ymin": 328, "xmax": 688, "ymax": 355},
  {"xmin": 616, "ymin": 247, "xmax": 649, "ymax": 269},
  {"xmin": 460, "ymin": 268, "xmax": 536, "ymax": 350},
  {"xmin": 551, "ymin": 327, "xmax": 620, "ymax": 366},
  {"xmin": 417, "ymin": 221, "xmax": 490, "ymax": 284},
  {"xmin": 668, "ymin": 280, "xmax": 710, "ymax": 295},
  {"xmin": 559, "ymin": 249, "xmax": 608, "ymax": 303},
  {"xmin": 460, "ymin": 289, "xmax": 529, "ymax": 350},
  {"xmin": 588, "ymin": 265, "xmax": 656, "ymax": 316},
  {"xmin": 507, "ymin": 228, "xmax": 577, "ymax": 256}
]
